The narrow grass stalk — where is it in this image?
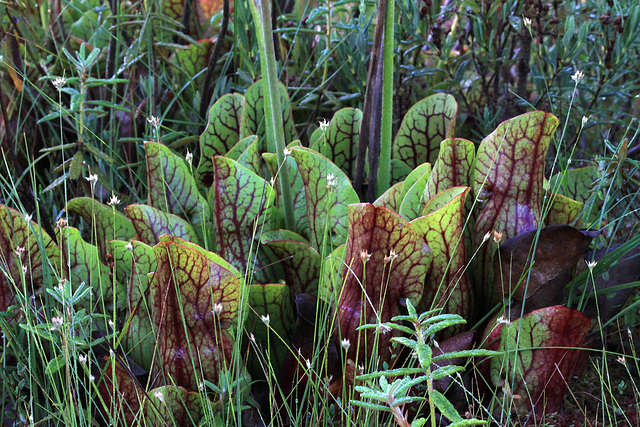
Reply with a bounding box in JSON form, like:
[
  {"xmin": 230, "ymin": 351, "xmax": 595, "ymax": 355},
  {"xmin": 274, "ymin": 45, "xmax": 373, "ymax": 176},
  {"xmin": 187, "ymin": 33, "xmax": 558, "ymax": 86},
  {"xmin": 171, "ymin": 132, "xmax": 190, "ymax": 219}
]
[
  {"xmin": 376, "ymin": 0, "xmax": 394, "ymax": 197},
  {"xmin": 248, "ymin": 0, "xmax": 295, "ymax": 231}
]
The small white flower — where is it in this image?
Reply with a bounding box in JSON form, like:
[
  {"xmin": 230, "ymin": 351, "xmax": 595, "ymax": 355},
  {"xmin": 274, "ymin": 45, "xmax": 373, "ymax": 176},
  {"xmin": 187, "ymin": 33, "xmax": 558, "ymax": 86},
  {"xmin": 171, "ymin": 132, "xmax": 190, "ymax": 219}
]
[
  {"xmin": 283, "ymin": 147, "xmax": 292, "ymax": 157},
  {"xmin": 198, "ymin": 382, "xmax": 205, "ymax": 392},
  {"xmin": 125, "ymin": 242, "xmax": 133, "ymax": 252},
  {"xmin": 360, "ymin": 250, "xmax": 371, "ymax": 263},
  {"xmin": 384, "ymin": 249, "xmax": 398, "ymax": 264},
  {"xmin": 305, "ymin": 358, "xmax": 312, "ymax": 369},
  {"xmin": 154, "ymin": 390, "xmax": 164, "ymax": 402},
  {"xmin": 85, "ymin": 173, "xmax": 98, "ymax": 185},
  {"xmin": 269, "ymin": 177, "xmax": 276, "ymax": 187},
  {"xmin": 52, "ymin": 76, "xmax": 66, "ymax": 90},
  {"xmin": 617, "ymin": 356, "xmax": 626, "ymax": 366},
  {"xmin": 523, "ymin": 16, "xmax": 532, "ymax": 28},
  {"xmin": 377, "ymin": 323, "xmax": 392, "ymax": 334},
  {"xmin": 571, "ymin": 70, "xmax": 584, "ymax": 84},
  {"xmin": 22, "ymin": 265, "xmax": 27, "ymax": 275},
  {"xmin": 581, "ymin": 116, "xmax": 589, "ymax": 128},
  {"xmin": 56, "ymin": 217, "xmax": 67, "ymax": 228},
  {"xmin": 24, "ymin": 213, "xmax": 32, "ymax": 223},
  {"xmin": 185, "ymin": 149, "xmax": 193, "ymax": 166},
  {"xmin": 493, "ymin": 230, "xmax": 503, "ymax": 243},
  {"xmin": 56, "ymin": 280, "xmax": 65, "ymax": 293},
  {"xmin": 319, "ymin": 119, "xmax": 330, "ymax": 133},
  {"xmin": 147, "ymin": 115, "xmax": 160, "ymax": 127},
  {"xmin": 482, "ymin": 231, "xmax": 492, "ymax": 244},
  {"xmin": 585, "ymin": 259, "xmax": 597, "ymax": 271},
  {"xmin": 341, "ymin": 338, "xmax": 350, "ymax": 351},
  {"xmin": 108, "ymin": 319, "xmax": 115, "ymax": 329},
  {"xmin": 261, "ymin": 314, "xmax": 270, "ymax": 327},
  {"xmin": 89, "ymin": 374, "xmax": 95, "ymax": 382},
  {"xmin": 326, "ymin": 173, "xmax": 337, "ymax": 190},
  {"xmin": 78, "ymin": 354, "xmax": 88, "ymax": 364},
  {"xmin": 214, "ymin": 302, "xmax": 223, "ymax": 316},
  {"xmin": 107, "ymin": 193, "xmax": 120, "ymax": 207},
  {"xmin": 249, "ymin": 333, "xmax": 256, "ymax": 343},
  {"xmin": 50, "ymin": 316, "xmax": 64, "ymax": 331},
  {"xmin": 496, "ymin": 315, "xmax": 510, "ymax": 325},
  {"xmin": 14, "ymin": 246, "xmax": 25, "ymax": 258}
]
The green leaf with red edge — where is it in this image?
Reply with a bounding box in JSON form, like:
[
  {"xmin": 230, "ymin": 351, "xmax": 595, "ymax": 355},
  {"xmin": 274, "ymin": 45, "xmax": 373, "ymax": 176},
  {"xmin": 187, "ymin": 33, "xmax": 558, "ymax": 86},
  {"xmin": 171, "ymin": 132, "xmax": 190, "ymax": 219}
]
[
  {"xmin": 399, "ymin": 163, "xmax": 432, "ymax": 221},
  {"xmin": 0, "ymin": 206, "xmax": 58, "ymax": 311},
  {"xmin": 471, "ymin": 111, "xmax": 559, "ymax": 309},
  {"xmin": 337, "ymin": 204, "xmax": 431, "ymax": 365},
  {"xmin": 424, "ymin": 138, "xmax": 475, "ymax": 201},
  {"xmin": 210, "ymin": 156, "xmax": 276, "ymax": 281},
  {"xmin": 311, "ymin": 108, "xmax": 362, "ymax": 178},
  {"xmin": 392, "ymin": 93, "xmax": 457, "ymax": 169},
  {"xmin": 227, "ymin": 135, "xmax": 258, "ymax": 161},
  {"xmin": 145, "ymin": 141, "xmax": 210, "ymax": 223},
  {"xmin": 171, "ymin": 39, "xmax": 214, "ymax": 89},
  {"xmin": 57, "ymin": 226, "xmax": 114, "ymax": 303},
  {"xmin": 290, "ymin": 147, "xmax": 359, "ymax": 256},
  {"xmin": 235, "ymin": 135, "xmax": 263, "ymax": 175},
  {"xmin": 489, "ymin": 305, "xmax": 591, "ymax": 417},
  {"xmin": 263, "ymin": 149, "xmax": 309, "ymax": 239},
  {"xmin": 66, "ymin": 197, "xmax": 136, "ymax": 261},
  {"xmin": 143, "ymin": 385, "xmax": 204, "ymax": 426},
  {"xmin": 150, "ymin": 241, "xmax": 240, "ymax": 390},
  {"xmin": 196, "ymin": 93, "xmax": 245, "ymax": 191},
  {"xmin": 548, "ymin": 165, "xmax": 599, "ymax": 203},
  {"xmin": 126, "ymin": 204, "xmax": 200, "ymax": 246},
  {"xmin": 97, "ymin": 358, "xmax": 144, "ymax": 426},
  {"xmin": 260, "ymin": 229, "xmax": 322, "ymax": 295},
  {"xmin": 373, "ymin": 181, "xmax": 404, "ymax": 212},
  {"xmin": 240, "ymin": 79, "xmax": 298, "ymax": 144},
  {"xmin": 546, "ymin": 193, "xmax": 583, "ymax": 226},
  {"xmin": 246, "ymin": 283, "xmax": 295, "ymax": 377},
  {"xmin": 410, "ymin": 187, "xmax": 472, "ymax": 338},
  {"xmin": 391, "ymin": 159, "xmax": 412, "ymax": 184}
]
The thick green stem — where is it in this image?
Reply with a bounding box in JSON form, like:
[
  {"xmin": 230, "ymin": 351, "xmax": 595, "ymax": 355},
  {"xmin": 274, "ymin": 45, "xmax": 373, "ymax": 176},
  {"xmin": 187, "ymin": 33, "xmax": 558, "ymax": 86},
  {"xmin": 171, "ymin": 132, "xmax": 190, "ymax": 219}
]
[
  {"xmin": 248, "ymin": 0, "xmax": 295, "ymax": 231},
  {"xmin": 377, "ymin": 0, "xmax": 394, "ymax": 196}
]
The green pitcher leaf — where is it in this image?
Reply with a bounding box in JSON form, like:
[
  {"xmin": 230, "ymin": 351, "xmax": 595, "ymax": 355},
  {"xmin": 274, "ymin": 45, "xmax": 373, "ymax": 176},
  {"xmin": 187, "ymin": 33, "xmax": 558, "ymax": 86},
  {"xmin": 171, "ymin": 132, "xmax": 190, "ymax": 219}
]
[
  {"xmin": 411, "ymin": 187, "xmax": 472, "ymax": 337},
  {"xmin": 399, "ymin": 163, "xmax": 432, "ymax": 221},
  {"xmin": 548, "ymin": 165, "xmax": 599, "ymax": 203},
  {"xmin": 424, "ymin": 138, "xmax": 475, "ymax": 201},
  {"xmin": 546, "ymin": 193, "xmax": 583, "ymax": 226},
  {"xmin": 58, "ymin": 226, "xmax": 113, "ymax": 303},
  {"xmin": 246, "ymin": 283, "xmax": 295, "ymax": 376},
  {"xmin": 235, "ymin": 135, "xmax": 263, "ymax": 176},
  {"xmin": 211, "ymin": 156, "xmax": 275, "ymax": 281},
  {"xmin": 66, "ymin": 197, "xmax": 136, "ymax": 261},
  {"xmin": 490, "ymin": 305, "xmax": 591, "ymax": 417},
  {"xmin": 472, "ymin": 111, "xmax": 559, "ymax": 309},
  {"xmin": 145, "ymin": 141, "xmax": 210, "ymax": 224},
  {"xmin": 240, "ymin": 79, "xmax": 298, "ymax": 145},
  {"xmin": 260, "ymin": 229, "xmax": 322, "ymax": 295},
  {"xmin": 337, "ymin": 204, "xmax": 431, "ymax": 365},
  {"xmin": 312, "ymin": 108, "xmax": 362, "ymax": 178},
  {"xmin": 143, "ymin": 385, "xmax": 204, "ymax": 426},
  {"xmin": 390, "ymin": 159, "xmax": 413, "ymax": 184},
  {"xmin": 171, "ymin": 39, "xmax": 214, "ymax": 90},
  {"xmin": 0, "ymin": 206, "xmax": 58, "ymax": 311},
  {"xmin": 392, "ymin": 93, "xmax": 457, "ymax": 169},
  {"xmin": 373, "ymin": 181, "xmax": 404, "ymax": 212},
  {"xmin": 196, "ymin": 93, "xmax": 245, "ymax": 191},
  {"xmin": 126, "ymin": 204, "xmax": 200, "ymax": 246},
  {"xmin": 150, "ymin": 241, "xmax": 240, "ymax": 390},
  {"xmin": 290, "ymin": 147, "xmax": 359, "ymax": 256},
  {"xmin": 227, "ymin": 135, "xmax": 258, "ymax": 161}
]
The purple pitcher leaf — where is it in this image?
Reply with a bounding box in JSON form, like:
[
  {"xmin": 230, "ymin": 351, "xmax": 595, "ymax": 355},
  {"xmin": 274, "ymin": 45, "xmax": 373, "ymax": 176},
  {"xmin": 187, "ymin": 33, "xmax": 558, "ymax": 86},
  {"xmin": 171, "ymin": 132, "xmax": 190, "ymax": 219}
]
[
  {"xmin": 144, "ymin": 385, "xmax": 204, "ymax": 426},
  {"xmin": 58, "ymin": 226, "xmax": 113, "ymax": 302},
  {"xmin": 240, "ymin": 79, "xmax": 298, "ymax": 143},
  {"xmin": 411, "ymin": 187, "xmax": 472, "ymax": 337},
  {"xmin": 196, "ymin": 93, "xmax": 245, "ymax": 191},
  {"xmin": 472, "ymin": 111, "xmax": 559, "ymax": 308},
  {"xmin": 290, "ymin": 147, "xmax": 359, "ymax": 256},
  {"xmin": 260, "ymin": 229, "xmax": 322, "ymax": 295},
  {"xmin": 0, "ymin": 205, "xmax": 57, "ymax": 311},
  {"xmin": 67, "ymin": 197, "xmax": 136, "ymax": 261},
  {"xmin": 97, "ymin": 358, "xmax": 144, "ymax": 426},
  {"xmin": 145, "ymin": 141, "xmax": 210, "ymax": 223},
  {"xmin": 489, "ymin": 305, "xmax": 591, "ymax": 417},
  {"xmin": 399, "ymin": 164, "xmax": 432, "ymax": 221},
  {"xmin": 264, "ymin": 149, "xmax": 310, "ymax": 239},
  {"xmin": 312, "ymin": 107, "xmax": 362, "ymax": 178},
  {"xmin": 373, "ymin": 181, "xmax": 404, "ymax": 212},
  {"xmin": 246, "ymin": 283, "xmax": 296, "ymax": 376},
  {"xmin": 158, "ymin": 235, "xmax": 243, "ymax": 279},
  {"xmin": 546, "ymin": 193, "xmax": 583, "ymax": 226},
  {"xmin": 496, "ymin": 225, "xmax": 596, "ymax": 312},
  {"xmin": 211, "ymin": 156, "xmax": 275, "ymax": 281},
  {"xmin": 424, "ymin": 138, "xmax": 475, "ymax": 201},
  {"xmin": 150, "ymin": 241, "xmax": 240, "ymax": 390},
  {"xmin": 127, "ymin": 204, "xmax": 200, "ymax": 246},
  {"xmin": 393, "ymin": 93, "xmax": 457, "ymax": 169},
  {"xmin": 338, "ymin": 204, "xmax": 431, "ymax": 365}
]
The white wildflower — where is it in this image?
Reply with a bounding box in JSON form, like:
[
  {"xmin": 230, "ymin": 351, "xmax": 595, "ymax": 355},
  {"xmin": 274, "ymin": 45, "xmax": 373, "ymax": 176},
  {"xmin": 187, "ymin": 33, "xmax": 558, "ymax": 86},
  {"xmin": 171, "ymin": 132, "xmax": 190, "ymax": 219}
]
[
  {"xmin": 125, "ymin": 242, "xmax": 133, "ymax": 252},
  {"xmin": 585, "ymin": 259, "xmax": 597, "ymax": 271},
  {"xmin": 341, "ymin": 338, "xmax": 351, "ymax": 351},
  {"xmin": 571, "ymin": 70, "xmax": 584, "ymax": 84},
  {"xmin": 326, "ymin": 173, "xmax": 337, "ymax": 190},
  {"xmin": 24, "ymin": 213, "xmax": 32, "ymax": 223},
  {"xmin": 14, "ymin": 246, "xmax": 25, "ymax": 258},
  {"xmin": 107, "ymin": 193, "xmax": 120, "ymax": 207},
  {"xmin": 377, "ymin": 323, "xmax": 392, "ymax": 334},
  {"xmin": 147, "ymin": 115, "xmax": 160, "ymax": 127},
  {"xmin": 89, "ymin": 374, "xmax": 95, "ymax": 382},
  {"xmin": 78, "ymin": 354, "xmax": 88, "ymax": 364},
  {"xmin": 360, "ymin": 250, "xmax": 371, "ymax": 262},
  {"xmin": 108, "ymin": 319, "xmax": 115, "ymax": 329},
  {"xmin": 319, "ymin": 119, "xmax": 330, "ymax": 133},
  {"xmin": 85, "ymin": 173, "xmax": 98, "ymax": 186},
  {"xmin": 283, "ymin": 147, "xmax": 292, "ymax": 157},
  {"xmin": 261, "ymin": 314, "xmax": 270, "ymax": 327},
  {"xmin": 154, "ymin": 390, "xmax": 164, "ymax": 402},
  {"xmin": 523, "ymin": 16, "xmax": 532, "ymax": 28},
  {"xmin": 384, "ymin": 249, "xmax": 398, "ymax": 264},
  {"xmin": 22, "ymin": 265, "xmax": 27, "ymax": 275},
  {"xmin": 214, "ymin": 302, "xmax": 223, "ymax": 316},
  {"xmin": 581, "ymin": 116, "xmax": 589, "ymax": 128},
  {"xmin": 482, "ymin": 231, "xmax": 492, "ymax": 244},
  {"xmin": 52, "ymin": 76, "xmax": 66, "ymax": 90},
  {"xmin": 617, "ymin": 356, "xmax": 626, "ymax": 366},
  {"xmin": 50, "ymin": 316, "xmax": 64, "ymax": 331},
  {"xmin": 185, "ymin": 149, "xmax": 193, "ymax": 167},
  {"xmin": 306, "ymin": 358, "xmax": 312, "ymax": 370}
]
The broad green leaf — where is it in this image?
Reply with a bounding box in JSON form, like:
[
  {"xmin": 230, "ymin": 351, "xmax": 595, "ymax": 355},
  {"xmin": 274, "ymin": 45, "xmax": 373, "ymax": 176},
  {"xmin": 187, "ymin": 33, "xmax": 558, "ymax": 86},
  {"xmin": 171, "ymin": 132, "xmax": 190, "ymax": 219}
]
[
  {"xmin": 144, "ymin": 385, "xmax": 204, "ymax": 426},
  {"xmin": 373, "ymin": 181, "xmax": 404, "ymax": 212},
  {"xmin": 66, "ymin": 197, "xmax": 136, "ymax": 261},
  {"xmin": 0, "ymin": 205, "xmax": 58, "ymax": 311},
  {"xmin": 246, "ymin": 283, "xmax": 295, "ymax": 376},
  {"xmin": 424, "ymin": 138, "xmax": 475, "ymax": 201},
  {"xmin": 145, "ymin": 141, "xmax": 210, "ymax": 223},
  {"xmin": 126, "ymin": 204, "xmax": 200, "ymax": 246},
  {"xmin": 227, "ymin": 135, "xmax": 258, "ymax": 161},
  {"xmin": 337, "ymin": 204, "xmax": 431, "ymax": 365},
  {"xmin": 260, "ymin": 229, "xmax": 322, "ymax": 295},
  {"xmin": 392, "ymin": 93, "xmax": 457, "ymax": 169},
  {"xmin": 236, "ymin": 135, "xmax": 263, "ymax": 175},
  {"xmin": 171, "ymin": 39, "xmax": 213, "ymax": 90},
  {"xmin": 490, "ymin": 306, "xmax": 590, "ymax": 417},
  {"xmin": 546, "ymin": 193, "xmax": 583, "ymax": 226},
  {"xmin": 196, "ymin": 93, "xmax": 245, "ymax": 191},
  {"xmin": 150, "ymin": 241, "xmax": 240, "ymax": 390},
  {"xmin": 391, "ymin": 159, "xmax": 412, "ymax": 184},
  {"xmin": 548, "ymin": 165, "xmax": 598, "ymax": 203},
  {"xmin": 58, "ymin": 226, "xmax": 113, "ymax": 303},
  {"xmin": 240, "ymin": 80, "xmax": 297, "ymax": 145},
  {"xmin": 411, "ymin": 187, "xmax": 472, "ymax": 337},
  {"xmin": 399, "ymin": 163, "xmax": 432, "ymax": 221},
  {"xmin": 210, "ymin": 156, "xmax": 275, "ymax": 281},
  {"xmin": 290, "ymin": 147, "xmax": 359, "ymax": 256},
  {"xmin": 312, "ymin": 108, "xmax": 362, "ymax": 178},
  {"xmin": 472, "ymin": 111, "xmax": 559, "ymax": 309}
]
